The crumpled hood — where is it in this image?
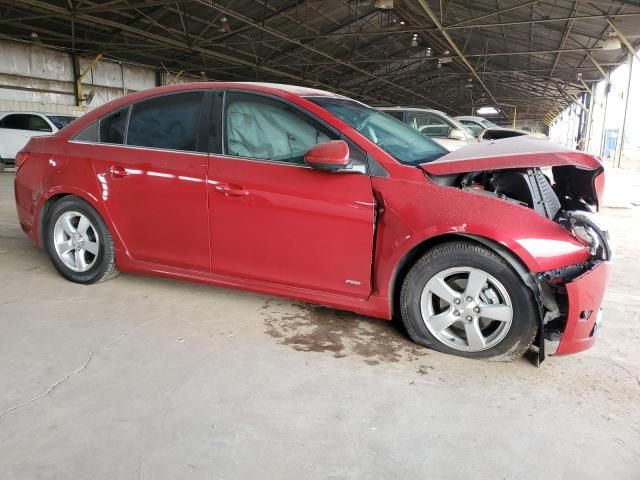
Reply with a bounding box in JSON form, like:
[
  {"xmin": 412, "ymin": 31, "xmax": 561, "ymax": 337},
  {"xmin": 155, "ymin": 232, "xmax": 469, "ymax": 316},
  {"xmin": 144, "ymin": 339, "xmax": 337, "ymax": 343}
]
[{"xmin": 420, "ymin": 136, "xmax": 602, "ymax": 175}]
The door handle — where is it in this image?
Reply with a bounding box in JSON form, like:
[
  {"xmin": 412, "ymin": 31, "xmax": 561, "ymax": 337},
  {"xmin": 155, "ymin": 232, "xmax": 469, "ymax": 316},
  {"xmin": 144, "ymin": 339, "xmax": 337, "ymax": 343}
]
[
  {"xmin": 214, "ymin": 183, "xmax": 249, "ymax": 197},
  {"xmin": 109, "ymin": 165, "xmax": 128, "ymax": 178}
]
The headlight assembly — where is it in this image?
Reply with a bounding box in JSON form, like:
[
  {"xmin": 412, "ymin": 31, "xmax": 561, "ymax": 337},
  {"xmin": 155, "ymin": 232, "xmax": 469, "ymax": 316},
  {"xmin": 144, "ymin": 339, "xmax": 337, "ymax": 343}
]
[{"xmin": 561, "ymin": 211, "xmax": 612, "ymax": 261}]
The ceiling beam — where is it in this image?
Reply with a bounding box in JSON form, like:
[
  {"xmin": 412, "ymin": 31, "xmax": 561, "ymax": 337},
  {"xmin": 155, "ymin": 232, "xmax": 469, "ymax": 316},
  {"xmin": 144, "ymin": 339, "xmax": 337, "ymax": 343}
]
[
  {"xmin": 607, "ymin": 17, "xmax": 640, "ymax": 62},
  {"xmin": 416, "ymin": 0, "xmax": 503, "ymax": 115},
  {"xmin": 191, "ymin": 0, "xmax": 458, "ymax": 112}
]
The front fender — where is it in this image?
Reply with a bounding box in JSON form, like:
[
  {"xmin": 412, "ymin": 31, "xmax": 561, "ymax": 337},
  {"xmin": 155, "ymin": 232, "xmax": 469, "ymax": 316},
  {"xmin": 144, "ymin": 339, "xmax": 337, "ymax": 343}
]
[{"xmin": 371, "ymin": 177, "xmax": 590, "ymax": 301}]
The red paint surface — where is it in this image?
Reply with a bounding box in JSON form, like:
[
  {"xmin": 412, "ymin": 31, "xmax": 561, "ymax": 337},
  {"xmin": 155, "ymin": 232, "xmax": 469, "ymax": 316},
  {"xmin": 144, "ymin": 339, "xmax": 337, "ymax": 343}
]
[
  {"xmin": 14, "ymin": 83, "xmax": 611, "ymax": 355},
  {"xmin": 303, "ymin": 140, "xmax": 350, "ymax": 169},
  {"xmin": 555, "ymin": 261, "xmax": 610, "ymax": 355}
]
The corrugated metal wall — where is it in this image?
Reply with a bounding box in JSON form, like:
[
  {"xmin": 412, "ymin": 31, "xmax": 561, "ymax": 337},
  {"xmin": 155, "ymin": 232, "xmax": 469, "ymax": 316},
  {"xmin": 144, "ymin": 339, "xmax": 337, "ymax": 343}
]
[{"xmin": 0, "ymin": 40, "xmax": 201, "ymax": 115}]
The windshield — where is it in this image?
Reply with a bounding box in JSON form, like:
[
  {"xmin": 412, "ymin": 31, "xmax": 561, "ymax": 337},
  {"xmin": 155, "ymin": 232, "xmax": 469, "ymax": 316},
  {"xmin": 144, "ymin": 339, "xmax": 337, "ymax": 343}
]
[
  {"xmin": 308, "ymin": 97, "xmax": 448, "ymax": 165},
  {"xmin": 46, "ymin": 115, "xmax": 77, "ymax": 129},
  {"xmin": 480, "ymin": 118, "xmax": 500, "ymax": 129}
]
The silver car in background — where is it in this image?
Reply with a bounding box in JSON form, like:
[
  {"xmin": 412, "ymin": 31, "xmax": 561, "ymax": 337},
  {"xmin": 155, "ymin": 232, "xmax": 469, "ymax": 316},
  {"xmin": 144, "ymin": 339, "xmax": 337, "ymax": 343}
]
[
  {"xmin": 378, "ymin": 107, "xmax": 478, "ymax": 151},
  {"xmin": 455, "ymin": 115, "xmax": 530, "ymax": 140}
]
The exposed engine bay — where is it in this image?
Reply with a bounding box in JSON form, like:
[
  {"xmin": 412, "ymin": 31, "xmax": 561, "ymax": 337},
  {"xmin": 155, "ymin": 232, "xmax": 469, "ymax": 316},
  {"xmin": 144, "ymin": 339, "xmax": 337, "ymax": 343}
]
[{"xmin": 426, "ymin": 165, "xmax": 610, "ymax": 264}]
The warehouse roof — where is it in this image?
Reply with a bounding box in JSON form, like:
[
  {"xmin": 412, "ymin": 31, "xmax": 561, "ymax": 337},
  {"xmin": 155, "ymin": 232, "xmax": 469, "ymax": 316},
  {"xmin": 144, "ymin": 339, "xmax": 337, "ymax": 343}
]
[{"xmin": 1, "ymin": 0, "xmax": 639, "ymax": 123}]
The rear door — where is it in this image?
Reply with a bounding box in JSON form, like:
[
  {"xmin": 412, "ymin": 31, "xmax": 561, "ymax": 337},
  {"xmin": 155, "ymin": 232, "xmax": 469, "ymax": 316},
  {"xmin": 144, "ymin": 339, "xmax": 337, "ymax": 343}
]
[
  {"xmin": 80, "ymin": 91, "xmax": 211, "ymax": 271},
  {"xmin": 207, "ymin": 91, "xmax": 376, "ymax": 297}
]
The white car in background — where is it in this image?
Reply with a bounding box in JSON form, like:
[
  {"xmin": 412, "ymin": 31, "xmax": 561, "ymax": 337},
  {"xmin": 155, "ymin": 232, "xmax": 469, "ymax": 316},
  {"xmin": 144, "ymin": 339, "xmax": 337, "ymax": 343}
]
[
  {"xmin": 378, "ymin": 107, "xmax": 478, "ymax": 151},
  {"xmin": 0, "ymin": 112, "xmax": 77, "ymax": 165}
]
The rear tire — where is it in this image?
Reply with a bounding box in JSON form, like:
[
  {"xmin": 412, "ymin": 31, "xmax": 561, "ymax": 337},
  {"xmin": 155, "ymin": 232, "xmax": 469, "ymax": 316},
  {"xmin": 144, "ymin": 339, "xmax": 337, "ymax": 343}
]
[
  {"xmin": 400, "ymin": 241, "xmax": 538, "ymax": 361},
  {"xmin": 45, "ymin": 196, "xmax": 119, "ymax": 284}
]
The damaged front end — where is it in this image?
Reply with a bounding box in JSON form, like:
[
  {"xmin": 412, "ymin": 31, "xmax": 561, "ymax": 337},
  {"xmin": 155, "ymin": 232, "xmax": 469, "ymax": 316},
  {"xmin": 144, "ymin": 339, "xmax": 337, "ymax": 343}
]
[
  {"xmin": 420, "ymin": 138, "xmax": 612, "ymax": 363},
  {"xmin": 537, "ymin": 209, "xmax": 611, "ymax": 360}
]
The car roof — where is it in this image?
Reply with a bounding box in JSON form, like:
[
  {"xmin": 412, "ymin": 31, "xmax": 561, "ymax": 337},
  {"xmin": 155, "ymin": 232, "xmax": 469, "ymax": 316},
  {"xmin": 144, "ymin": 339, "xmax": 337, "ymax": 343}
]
[
  {"xmin": 230, "ymin": 82, "xmax": 347, "ymax": 98},
  {"xmin": 60, "ymin": 81, "xmax": 350, "ymax": 138},
  {"xmin": 455, "ymin": 116, "xmax": 489, "ymax": 122},
  {"xmin": 0, "ymin": 111, "xmax": 78, "ymax": 119}
]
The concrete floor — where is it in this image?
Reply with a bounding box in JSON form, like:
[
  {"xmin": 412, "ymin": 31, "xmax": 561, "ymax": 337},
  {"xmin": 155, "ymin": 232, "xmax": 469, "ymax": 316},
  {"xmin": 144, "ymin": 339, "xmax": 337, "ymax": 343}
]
[{"xmin": 1, "ymin": 171, "xmax": 639, "ymax": 480}]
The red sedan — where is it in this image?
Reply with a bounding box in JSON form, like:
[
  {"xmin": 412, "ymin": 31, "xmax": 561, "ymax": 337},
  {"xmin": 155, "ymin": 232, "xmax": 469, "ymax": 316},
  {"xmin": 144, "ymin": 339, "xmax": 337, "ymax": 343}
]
[{"xmin": 14, "ymin": 83, "xmax": 611, "ymax": 362}]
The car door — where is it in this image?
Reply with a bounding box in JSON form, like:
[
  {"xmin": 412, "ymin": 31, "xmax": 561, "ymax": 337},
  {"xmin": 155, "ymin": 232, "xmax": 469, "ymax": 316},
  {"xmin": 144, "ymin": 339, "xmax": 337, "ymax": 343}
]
[
  {"xmin": 208, "ymin": 91, "xmax": 376, "ymax": 298},
  {"xmin": 79, "ymin": 90, "xmax": 211, "ymax": 271},
  {"xmin": 0, "ymin": 114, "xmax": 52, "ymax": 159}
]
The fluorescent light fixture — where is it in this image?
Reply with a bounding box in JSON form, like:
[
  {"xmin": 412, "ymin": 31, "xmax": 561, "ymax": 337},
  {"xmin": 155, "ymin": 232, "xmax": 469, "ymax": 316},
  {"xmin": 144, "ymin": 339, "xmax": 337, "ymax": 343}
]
[
  {"xmin": 374, "ymin": 0, "xmax": 394, "ymax": 9},
  {"xmin": 602, "ymin": 34, "xmax": 621, "ymax": 50},
  {"xmin": 477, "ymin": 106, "xmax": 499, "ymax": 115}
]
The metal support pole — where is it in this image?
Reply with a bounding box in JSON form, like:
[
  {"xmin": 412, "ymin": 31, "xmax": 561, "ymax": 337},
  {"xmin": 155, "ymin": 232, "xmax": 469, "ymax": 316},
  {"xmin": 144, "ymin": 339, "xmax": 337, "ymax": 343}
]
[
  {"xmin": 599, "ymin": 79, "xmax": 610, "ymax": 160},
  {"xmin": 585, "ymin": 83, "xmax": 596, "ymax": 153},
  {"xmin": 121, "ymin": 62, "xmax": 127, "ymax": 96},
  {"xmin": 76, "ymin": 53, "xmax": 103, "ymax": 111},
  {"xmin": 614, "ymin": 51, "xmax": 634, "ymax": 168},
  {"xmin": 71, "ymin": 53, "xmax": 81, "ymax": 108}
]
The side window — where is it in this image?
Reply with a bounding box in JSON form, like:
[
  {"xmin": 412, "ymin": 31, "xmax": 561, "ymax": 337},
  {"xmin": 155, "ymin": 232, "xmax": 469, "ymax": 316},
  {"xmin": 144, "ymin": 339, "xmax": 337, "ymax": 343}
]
[
  {"xmin": 384, "ymin": 110, "xmax": 404, "ymax": 121},
  {"xmin": 74, "ymin": 121, "xmax": 99, "ymax": 142},
  {"xmin": 224, "ymin": 92, "xmax": 337, "ymax": 165},
  {"xmin": 100, "ymin": 107, "xmax": 129, "ymax": 144},
  {"xmin": 0, "ymin": 114, "xmax": 28, "ymax": 130},
  {"xmin": 407, "ymin": 112, "xmax": 451, "ymax": 138},
  {"xmin": 127, "ymin": 92, "xmax": 204, "ymax": 152},
  {"xmin": 25, "ymin": 115, "xmax": 52, "ymax": 132}
]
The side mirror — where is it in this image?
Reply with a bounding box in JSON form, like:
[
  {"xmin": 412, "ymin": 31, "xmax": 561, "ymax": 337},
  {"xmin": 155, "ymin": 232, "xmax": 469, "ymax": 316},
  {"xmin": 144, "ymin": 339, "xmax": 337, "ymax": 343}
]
[
  {"xmin": 304, "ymin": 140, "xmax": 351, "ymax": 172},
  {"xmin": 448, "ymin": 128, "xmax": 466, "ymax": 141}
]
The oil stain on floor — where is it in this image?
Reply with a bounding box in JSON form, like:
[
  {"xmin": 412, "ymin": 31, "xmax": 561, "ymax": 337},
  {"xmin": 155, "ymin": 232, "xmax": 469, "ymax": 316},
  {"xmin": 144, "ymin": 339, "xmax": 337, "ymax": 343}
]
[{"xmin": 260, "ymin": 298, "xmax": 430, "ymax": 366}]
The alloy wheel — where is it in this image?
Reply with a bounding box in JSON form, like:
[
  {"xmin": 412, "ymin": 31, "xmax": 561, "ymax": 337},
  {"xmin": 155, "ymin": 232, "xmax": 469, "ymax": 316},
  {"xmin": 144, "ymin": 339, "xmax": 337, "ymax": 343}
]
[
  {"xmin": 53, "ymin": 210, "xmax": 100, "ymax": 272},
  {"xmin": 419, "ymin": 266, "xmax": 513, "ymax": 352}
]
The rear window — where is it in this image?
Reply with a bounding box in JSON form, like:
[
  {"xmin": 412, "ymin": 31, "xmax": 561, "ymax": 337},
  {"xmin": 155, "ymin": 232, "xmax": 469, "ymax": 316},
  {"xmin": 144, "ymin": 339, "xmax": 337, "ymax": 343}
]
[
  {"xmin": 46, "ymin": 115, "xmax": 77, "ymax": 129},
  {"xmin": 0, "ymin": 114, "xmax": 27, "ymax": 130},
  {"xmin": 384, "ymin": 110, "xmax": 404, "ymax": 121},
  {"xmin": 0, "ymin": 114, "xmax": 50, "ymax": 131}
]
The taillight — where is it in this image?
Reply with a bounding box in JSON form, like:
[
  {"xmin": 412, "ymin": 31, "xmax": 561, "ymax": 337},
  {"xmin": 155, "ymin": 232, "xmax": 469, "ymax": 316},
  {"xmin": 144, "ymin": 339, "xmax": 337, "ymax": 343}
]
[
  {"xmin": 15, "ymin": 150, "xmax": 30, "ymax": 169},
  {"xmin": 593, "ymin": 170, "xmax": 605, "ymax": 211}
]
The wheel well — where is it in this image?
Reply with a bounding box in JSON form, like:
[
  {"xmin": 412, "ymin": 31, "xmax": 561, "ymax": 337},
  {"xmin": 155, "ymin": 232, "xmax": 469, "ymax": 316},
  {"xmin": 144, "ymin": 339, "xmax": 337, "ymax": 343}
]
[
  {"xmin": 389, "ymin": 233, "xmax": 535, "ymax": 319},
  {"xmin": 38, "ymin": 193, "xmax": 71, "ymax": 246}
]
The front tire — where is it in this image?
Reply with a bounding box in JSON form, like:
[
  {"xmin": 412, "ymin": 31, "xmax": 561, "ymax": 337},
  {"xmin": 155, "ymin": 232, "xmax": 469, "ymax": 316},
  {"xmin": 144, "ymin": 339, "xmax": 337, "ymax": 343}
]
[
  {"xmin": 400, "ymin": 241, "xmax": 538, "ymax": 361},
  {"xmin": 45, "ymin": 196, "xmax": 119, "ymax": 284}
]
